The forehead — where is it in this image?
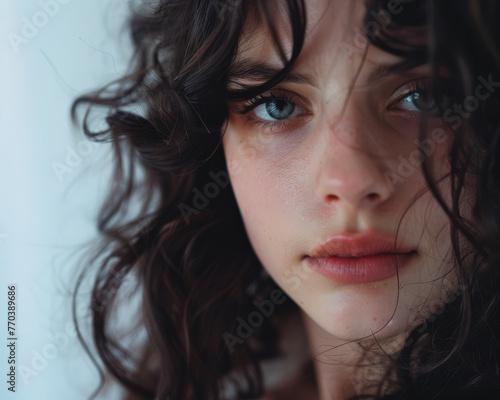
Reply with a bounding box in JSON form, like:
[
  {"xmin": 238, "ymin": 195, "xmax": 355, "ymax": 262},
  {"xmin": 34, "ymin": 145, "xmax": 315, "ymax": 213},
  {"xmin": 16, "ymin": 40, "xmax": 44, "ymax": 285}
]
[
  {"xmin": 234, "ymin": 0, "xmax": 426, "ymax": 85},
  {"xmin": 239, "ymin": 0, "xmax": 357, "ymax": 60}
]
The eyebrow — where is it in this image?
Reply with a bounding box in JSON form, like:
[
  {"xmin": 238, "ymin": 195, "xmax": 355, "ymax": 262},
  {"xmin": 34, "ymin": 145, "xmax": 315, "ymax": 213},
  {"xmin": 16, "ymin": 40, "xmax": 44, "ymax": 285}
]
[
  {"xmin": 227, "ymin": 60, "xmax": 319, "ymax": 88},
  {"xmin": 369, "ymin": 65, "xmax": 391, "ymax": 83},
  {"xmin": 227, "ymin": 59, "xmax": 426, "ymax": 90}
]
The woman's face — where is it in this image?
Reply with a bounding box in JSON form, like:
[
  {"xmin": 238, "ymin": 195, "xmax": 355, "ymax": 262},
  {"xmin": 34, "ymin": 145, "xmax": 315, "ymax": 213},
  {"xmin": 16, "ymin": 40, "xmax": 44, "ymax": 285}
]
[{"xmin": 222, "ymin": 0, "xmax": 457, "ymax": 342}]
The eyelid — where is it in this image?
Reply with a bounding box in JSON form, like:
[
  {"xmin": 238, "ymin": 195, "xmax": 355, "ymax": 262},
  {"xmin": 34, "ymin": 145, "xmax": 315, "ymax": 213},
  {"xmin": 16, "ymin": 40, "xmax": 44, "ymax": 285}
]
[
  {"xmin": 227, "ymin": 89, "xmax": 314, "ymax": 135},
  {"xmin": 230, "ymin": 88, "xmax": 313, "ymax": 116},
  {"xmin": 385, "ymin": 78, "xmax": 433, "ymax": 108}
]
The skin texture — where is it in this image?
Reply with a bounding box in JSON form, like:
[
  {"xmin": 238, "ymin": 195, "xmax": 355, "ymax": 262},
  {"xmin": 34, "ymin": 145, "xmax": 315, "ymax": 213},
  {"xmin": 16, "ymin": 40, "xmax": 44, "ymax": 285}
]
[{"xmin": 222, "ymin": 0, "xmax": 460, "ymax": 398}]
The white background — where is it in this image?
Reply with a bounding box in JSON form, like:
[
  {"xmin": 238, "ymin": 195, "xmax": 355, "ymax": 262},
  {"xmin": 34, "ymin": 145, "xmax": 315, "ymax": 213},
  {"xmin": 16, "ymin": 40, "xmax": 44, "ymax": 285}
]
[{"xmin": 1, "ymin": 0, "xmax": 137, "ymax": 398}]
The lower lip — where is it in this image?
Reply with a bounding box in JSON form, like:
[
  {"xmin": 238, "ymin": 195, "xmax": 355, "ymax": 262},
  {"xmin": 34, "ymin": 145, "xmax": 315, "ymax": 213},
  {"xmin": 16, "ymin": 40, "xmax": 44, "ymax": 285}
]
[{"xmin": 305, "ymin": 251, "xmax": 417, "ymax": 284}]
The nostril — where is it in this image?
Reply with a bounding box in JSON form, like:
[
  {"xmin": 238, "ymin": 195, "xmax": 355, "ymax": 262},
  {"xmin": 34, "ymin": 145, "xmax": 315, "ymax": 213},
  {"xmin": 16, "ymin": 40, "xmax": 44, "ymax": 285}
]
[{"xmin": 325, "ymin": 194, "xmax": 340, "ymax": 202}]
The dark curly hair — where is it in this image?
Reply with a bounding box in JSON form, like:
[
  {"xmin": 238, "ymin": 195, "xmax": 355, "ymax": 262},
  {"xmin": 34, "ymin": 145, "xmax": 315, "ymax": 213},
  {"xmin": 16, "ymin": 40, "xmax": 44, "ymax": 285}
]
[{"xmin": 71, "ymin": 0, "xmax": 500, "ymax": 399}]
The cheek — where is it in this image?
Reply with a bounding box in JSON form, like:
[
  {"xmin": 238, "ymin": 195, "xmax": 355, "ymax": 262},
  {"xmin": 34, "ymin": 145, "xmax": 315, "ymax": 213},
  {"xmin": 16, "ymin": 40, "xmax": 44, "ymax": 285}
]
[
  {"xmin": 222, "ymin": 123, "xmax": 311, "ymax": 267},
  {"xmin": 223, "ymin": 126, "xmax": 277, "ymax": 225}
]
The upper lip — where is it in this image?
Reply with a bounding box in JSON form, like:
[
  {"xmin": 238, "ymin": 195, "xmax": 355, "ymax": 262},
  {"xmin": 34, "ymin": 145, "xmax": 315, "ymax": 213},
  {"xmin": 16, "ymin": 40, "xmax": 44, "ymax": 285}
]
[{"xmin": 307, "ymin": 229, "xmax": 416, "ymax": 258}]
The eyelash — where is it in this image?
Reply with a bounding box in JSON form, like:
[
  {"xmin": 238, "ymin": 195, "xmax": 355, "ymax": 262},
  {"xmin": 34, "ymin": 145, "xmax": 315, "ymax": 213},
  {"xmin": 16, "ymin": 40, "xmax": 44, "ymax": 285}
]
[
  {"xmin": 234, "ymin": 93, "xmax": 297, "ymax": 114},
  {"xmin": 388, "ymin": 80, "xmax": 439, "ymax": 115},
  {"xmin": 231, "ymin": 80, "xmax": 438, "ymax": 133},
  {"xmin": 231, "ymin": 92, "xmax": 310, "ymax": 132},
  {"xmin": 232, "ymin": 93, "xmax": 293, "ymax": 124}
]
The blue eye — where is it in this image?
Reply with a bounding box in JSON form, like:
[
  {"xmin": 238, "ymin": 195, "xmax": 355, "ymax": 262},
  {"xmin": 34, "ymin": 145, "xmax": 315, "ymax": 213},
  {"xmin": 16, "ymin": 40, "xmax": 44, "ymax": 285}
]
[
  {"xmin": 254, "ymin": 99, "xmax": 297, "ymax": 121},
  {"xmin": 397, "ymin": 90, "xmax": 437, "ymax": 113},
  {"xmin": 253, "ymin": 98, "xmax": 303, "ymax": 121}
]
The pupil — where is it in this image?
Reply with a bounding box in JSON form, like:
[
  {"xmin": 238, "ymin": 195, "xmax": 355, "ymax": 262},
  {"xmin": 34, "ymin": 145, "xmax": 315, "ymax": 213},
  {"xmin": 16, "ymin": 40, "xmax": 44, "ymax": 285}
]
[
  {"xmin": 267, "ymin": 100, "xmax": 295, "ymax": 120},
  {"xmin": 413, "ymin": 92, "xmax": 436, "ymax": 111},
  {"xmin": 275, "ymin": 99, "xmax": 287, "ymax": 111}
]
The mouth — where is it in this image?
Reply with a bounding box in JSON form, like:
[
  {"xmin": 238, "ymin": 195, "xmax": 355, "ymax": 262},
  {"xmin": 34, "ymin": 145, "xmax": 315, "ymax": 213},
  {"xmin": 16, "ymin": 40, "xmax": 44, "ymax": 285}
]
[
  {"xmin": 333, "ymin": 250, "xmax": 416, "ymax": 257},
  {"xmin": 304, "ymin": 230, "xmax": 418, "ymax": 284},
  {"xmin": 305, "ymin": 250, "xmax": 418, "ymax": 284}
]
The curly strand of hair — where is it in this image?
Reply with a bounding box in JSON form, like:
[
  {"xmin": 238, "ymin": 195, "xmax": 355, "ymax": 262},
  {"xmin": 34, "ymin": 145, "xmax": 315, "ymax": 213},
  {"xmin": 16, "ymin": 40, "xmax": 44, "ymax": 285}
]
[{"xmin": 71, "ymin": 1, "xmax": 306, "ymax": 399}]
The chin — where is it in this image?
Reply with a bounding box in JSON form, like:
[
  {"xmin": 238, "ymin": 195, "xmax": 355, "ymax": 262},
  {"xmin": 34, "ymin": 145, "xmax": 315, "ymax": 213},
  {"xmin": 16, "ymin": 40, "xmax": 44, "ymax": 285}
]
[{"xmin": 316, "ymin": 293, "xmax": 413, "ymax": 340}]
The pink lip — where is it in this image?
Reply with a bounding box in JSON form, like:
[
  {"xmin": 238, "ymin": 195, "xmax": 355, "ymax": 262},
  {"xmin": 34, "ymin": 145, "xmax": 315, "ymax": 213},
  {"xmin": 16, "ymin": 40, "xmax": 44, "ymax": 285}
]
[{"xmin": 304, "ymin": 230, "xmax": 417, "ymax": 284}]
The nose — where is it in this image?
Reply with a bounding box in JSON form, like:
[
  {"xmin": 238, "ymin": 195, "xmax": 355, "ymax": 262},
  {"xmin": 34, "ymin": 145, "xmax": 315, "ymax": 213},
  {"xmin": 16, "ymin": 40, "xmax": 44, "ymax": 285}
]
[{"xmin": 314, "ymin": 117, "xmax": 393, "ymax": 209}]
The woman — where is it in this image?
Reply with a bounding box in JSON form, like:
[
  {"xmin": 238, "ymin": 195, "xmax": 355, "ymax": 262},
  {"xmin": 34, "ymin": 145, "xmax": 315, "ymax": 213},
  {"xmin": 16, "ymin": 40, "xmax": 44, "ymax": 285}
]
[{"xmin": 72, "ymin": 0, "xmax": 500, "ymax": 398}]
